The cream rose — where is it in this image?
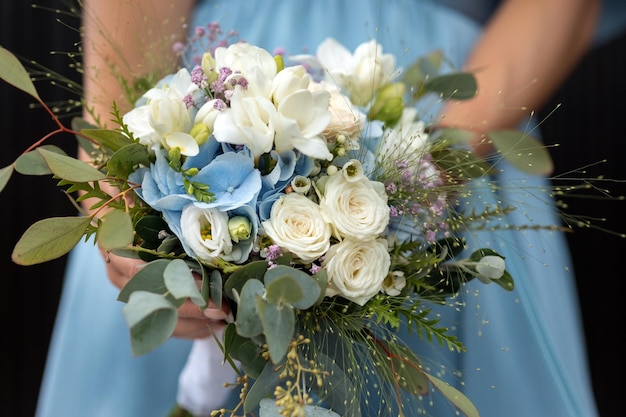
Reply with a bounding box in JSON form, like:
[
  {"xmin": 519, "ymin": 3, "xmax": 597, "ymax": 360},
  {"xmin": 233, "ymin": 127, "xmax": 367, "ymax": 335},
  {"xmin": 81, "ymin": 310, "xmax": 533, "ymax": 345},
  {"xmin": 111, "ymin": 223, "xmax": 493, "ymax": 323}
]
[
  {"xmin": 261, "ymin": 193, "xmax": 331, "ymax": 263},
  {"xmin": 319, "ymin": 161, "xmax": 389, "ymax": 241},
  {"xmin": 309, "ymin": 81, "xmax": 365, "ymax": 144},
  {"xmin": 323, "ymin": 238, "xmax": 390, "ymax": 306}
]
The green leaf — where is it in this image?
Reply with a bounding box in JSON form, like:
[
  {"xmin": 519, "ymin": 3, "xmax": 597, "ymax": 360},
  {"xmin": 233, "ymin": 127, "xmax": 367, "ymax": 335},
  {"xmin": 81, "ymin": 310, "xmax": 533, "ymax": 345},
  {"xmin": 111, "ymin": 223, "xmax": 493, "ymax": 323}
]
[
  {"xmin": 0, "ymin": 45, "xmax": 40, "ymax": 99},
  {"xmin": 80, "ymin": 128, "xmax": 133, "ymax": 153},
  {"xmin": 492, "ymin": 270, "xmax": 515, "ymax": 291},
  {"xmin": 424, "ymin": 72, "xmax": 477, "ymax": 100},
  {"xmin": 117, "ymin": 259, "xmax": 182, "ymax": 307},
  {"xmin": 488, "ymin": 130, "xmax": 554, "ymax": 175},
  {"xmin": 244, "ymin": 360, "xmax": 282, "ymax": 414},
  {"xmin": 401, "ymin": 50, "xmax": 443, "ymax": 101},
  {"xmin": 312, "ymin": 270, "xmax": 328, "ymax": 306},
  {"xmin": 14, "ymin": 145, "xmax": 67, "ymax": 176},
  {"xmin": 38, "ymin": 147, "xmax": 107, "ymax": 182},
  {"xmin": 207, "ymin": 269, "xmax": 222, "ymax": 308},
  {"xmin": 11, "ymin": 216, "xmax": 91, "ymax": 265},
  {"xmin": 224, "ymin": 323, "xmax": 265, "ymax": 379},
  {"xmin": 164, "ymin": 259, "xmax": 206, "ymax": 307},
  {"xmin": 107, "ymin": 142, "xmax": 151, "ymax": 179},
  {"xmin": 257, "ymin": 297, "xmax": 294, "ymax": 363},
  {"xmin": 0, "ymin": 164, "xmax": 14, "ymax": 193},
  {"xmin": 264, "ymin": 265, "xmax": 321, "ymax": 310},
  {"xmin": 422, "ymin": 372, "xmax": 479, "ymax": 417},
  {"xmin": 98, "ymin": 209, "xmax": 134, "ymax": 250},
  {"xmin": 235, "ymin": 279, "xmax": 265, "ymax": 337},
  {"xmin": 224, "ymin": 261, "xmax": 269, "ymax": 300},
  {"xmin": 123, "ymin": 291, "xmax": 178, "ymax": 356},
  {"xmin": 264, "ymin": 274, "xmax": 303, "ymax": 305},
  {"xmin": 135, "ymin": 215, "xmax": 169, "ymax": 242}
]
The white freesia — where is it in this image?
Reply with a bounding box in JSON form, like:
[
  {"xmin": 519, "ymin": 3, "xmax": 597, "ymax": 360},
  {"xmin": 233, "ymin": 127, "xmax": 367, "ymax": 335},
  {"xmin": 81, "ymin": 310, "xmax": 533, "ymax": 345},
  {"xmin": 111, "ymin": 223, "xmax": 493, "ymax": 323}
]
[
  {"xmin": 476, "ymin": 256, "xmax": 506, "ymax": 282},
  {"xmin": 271, "ymin": 66, "xmax": 313, "ymax": 106},
  {"xmin": 195, "ymin": 99, "xmax": 223, "ymax": 132},
  {"xmin": 319, "ymin": 163, "xmax": 389, "ymax": 241},
  {"xmin": 274, "ymin": 88, "xmax": 333, "ymax": 160},
  {"xmin": 316, "ymin": 38, "xmax": 397, "ymax": 106},
  {"xmin": 213, "ymin": 91, "xmax": 277, "ymax": 159},
  {"xmin": 144, "ymin": 68, "xmax": 199, "ymax": 101},
  {"xmin": 180, "ymin": 205, "xmax": 234, "ymax": 263},
  {"xmin": 214, "ymin": 43, "xmax": 276, "ymax": 98},
  {"xmin": 262, "ymin": 193, "xmax": 331, "ymax": 262},
  {"xmin": 323, "ymin": 238, "xmax": 390, "ymax": 306},
  {"xmin": 149, "ymin": 97, "xmax": 199, "ymax": 156}
]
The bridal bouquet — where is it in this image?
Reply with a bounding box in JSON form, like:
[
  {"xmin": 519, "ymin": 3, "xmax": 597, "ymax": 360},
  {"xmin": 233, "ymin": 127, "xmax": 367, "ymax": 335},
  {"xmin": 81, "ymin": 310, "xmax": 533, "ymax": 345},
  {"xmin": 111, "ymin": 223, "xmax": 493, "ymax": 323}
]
[{"xmin": 1, "ymin": 25, "xmax": 556, "ymax": 417}]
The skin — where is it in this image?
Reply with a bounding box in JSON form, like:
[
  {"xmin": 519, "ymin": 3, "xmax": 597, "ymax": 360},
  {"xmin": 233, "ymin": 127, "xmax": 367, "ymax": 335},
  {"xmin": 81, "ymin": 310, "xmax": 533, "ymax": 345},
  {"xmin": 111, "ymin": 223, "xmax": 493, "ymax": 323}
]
[{"xmin": 80, "ymin": 0, "xmax": 600, "ymax": 338}]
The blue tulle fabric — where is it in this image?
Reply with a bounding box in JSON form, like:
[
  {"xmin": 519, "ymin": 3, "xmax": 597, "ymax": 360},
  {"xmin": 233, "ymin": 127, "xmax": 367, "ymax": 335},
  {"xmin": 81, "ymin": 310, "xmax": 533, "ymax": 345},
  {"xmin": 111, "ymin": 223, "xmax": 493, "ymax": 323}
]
[{"xmin": 37, "ymin": 1, "xmax": 625, "ymax": 416}]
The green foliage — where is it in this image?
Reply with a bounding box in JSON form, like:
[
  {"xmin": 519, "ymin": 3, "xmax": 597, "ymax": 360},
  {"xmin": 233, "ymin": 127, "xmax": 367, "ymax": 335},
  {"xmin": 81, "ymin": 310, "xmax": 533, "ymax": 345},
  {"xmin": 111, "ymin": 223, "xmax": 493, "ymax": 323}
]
[
  {"xmin": 11, "ymin": 216, "xmax": 92, "ymax": 265},
  {"xmin": 37, "ymin": 147, "xmax": 107, "ymax": 182},
  {"xmin": 98, "ymin": 209, "xmax": 134, "ymax": 250},
  {"xmin": 488, "ymin": 129, "xmax": 554, "ymax": 175},
  {"xmin": 14, "ymin": 145, "xmax": 67, "ymax": 176},
  {"xmin": 0, "ymin": 45, "xmax": 40, "ymax": 99}
]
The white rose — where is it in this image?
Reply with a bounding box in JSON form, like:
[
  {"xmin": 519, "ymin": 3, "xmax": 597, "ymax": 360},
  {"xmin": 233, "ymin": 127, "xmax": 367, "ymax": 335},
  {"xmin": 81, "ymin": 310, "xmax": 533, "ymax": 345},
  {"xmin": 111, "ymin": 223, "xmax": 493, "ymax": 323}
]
[
  {"xmin": 319, "ymin": 164, "xmax": 389, "ymax": 241},
  {"xmin": 323, "ymin": 238, "xmax": 390, "ymax": 306},
  {"xmin": 180, "ymin": 205, "xmax": 233, "ymax": 262},
  {"xmin": 261, "ymin": 193, "xmax": 331, "ymax": 263}
]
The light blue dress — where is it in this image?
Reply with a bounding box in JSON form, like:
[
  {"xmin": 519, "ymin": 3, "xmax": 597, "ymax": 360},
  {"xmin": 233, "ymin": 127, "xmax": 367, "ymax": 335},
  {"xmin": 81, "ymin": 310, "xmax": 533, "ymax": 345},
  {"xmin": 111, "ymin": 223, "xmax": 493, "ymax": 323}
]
[{"xmin": 36, "ymin": 1, "xmax": 626, "ymax": 417}]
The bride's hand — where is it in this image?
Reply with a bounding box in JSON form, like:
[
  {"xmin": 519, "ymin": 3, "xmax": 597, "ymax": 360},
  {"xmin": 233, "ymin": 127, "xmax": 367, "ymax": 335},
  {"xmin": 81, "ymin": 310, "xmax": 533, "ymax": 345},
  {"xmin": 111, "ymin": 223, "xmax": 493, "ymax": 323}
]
[{"xmin": 100, "ymin": 247, "xmax": 230, "ymax": 339}]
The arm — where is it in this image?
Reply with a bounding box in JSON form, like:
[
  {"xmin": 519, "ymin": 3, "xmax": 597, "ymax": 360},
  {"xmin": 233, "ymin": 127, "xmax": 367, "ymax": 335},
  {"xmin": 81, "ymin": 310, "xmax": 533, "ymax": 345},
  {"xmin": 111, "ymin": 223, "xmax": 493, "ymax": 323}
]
[
  {"xmin": 81, "ymin": 0, "xmax": 228, "ymax": 338},
  {"xmin": 440, "ymin": 0, "xmax": 600, "ymax": 155}
]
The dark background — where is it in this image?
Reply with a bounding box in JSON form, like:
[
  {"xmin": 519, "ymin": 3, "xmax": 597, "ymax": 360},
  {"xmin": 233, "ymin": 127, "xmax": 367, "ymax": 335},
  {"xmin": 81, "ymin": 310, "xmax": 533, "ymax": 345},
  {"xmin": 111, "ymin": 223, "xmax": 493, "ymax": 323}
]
[{"xmin": 1, "ymin": 1, "xmax": 624, "ymax": 416}]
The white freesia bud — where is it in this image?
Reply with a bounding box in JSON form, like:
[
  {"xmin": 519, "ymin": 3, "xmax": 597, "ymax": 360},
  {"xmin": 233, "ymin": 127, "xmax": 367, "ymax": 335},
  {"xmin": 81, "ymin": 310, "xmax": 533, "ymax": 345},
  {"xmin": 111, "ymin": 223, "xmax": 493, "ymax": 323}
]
[
  {"xmin": 148, "ymin": 97, "xmax": 199, "ymax": 156},
  {"xmin": 201, "ymin": 52, "xmax": 219, "ymax": 84},
  {"xmin": 181, "ymin": 205, "xmax": 233, "ymax": 263},
  {"xmin": 320, "ymin": 168, "xmax": 389, "ymax": 241},
  {"xmin": 228, "ymin": 216, "xmax": 252, "ymax": 243},
  {"xmin": 271, "ymin": 65, "xmax": 312, "ymax": 106},
  {"xmin": 262, "ymin": 193, "xmax": 331, "ymax": 262},
  {"xmin": 476, "ymin": 256, "xmax": 506, "ymax": 280},
  {"xmin": 323, "ymin": 238, "xmax": 390, "ymax": 306},
  {"xmin": 195, "ymin": 99, "xmax": 224, "ymax": 131}
]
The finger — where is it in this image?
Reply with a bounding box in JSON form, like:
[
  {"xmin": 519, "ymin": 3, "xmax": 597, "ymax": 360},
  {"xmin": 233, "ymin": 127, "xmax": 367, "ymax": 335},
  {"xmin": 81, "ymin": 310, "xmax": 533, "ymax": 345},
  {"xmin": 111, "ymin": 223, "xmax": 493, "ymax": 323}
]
[{"xmin": 172, "ymin": 317, "xmax": 227, "ymax": 339}]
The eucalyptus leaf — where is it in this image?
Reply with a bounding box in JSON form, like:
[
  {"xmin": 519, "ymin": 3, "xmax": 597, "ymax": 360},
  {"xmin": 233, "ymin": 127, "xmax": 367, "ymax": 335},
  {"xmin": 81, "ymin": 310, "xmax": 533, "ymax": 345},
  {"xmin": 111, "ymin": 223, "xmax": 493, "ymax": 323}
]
[
  {"xmin": 224, "ymin": 261, "xmax": 269, "ymax": 300},
  {"xmin": 224, "ymin": 324, "xmax": 265, "ymax": 379},
  {"xmin": 117, "ymin": 258, "xmax": 183, "ymax": 308},
  {"xmin": 11, "ymin": 216, "xmax": 91, "ymax": 265},
  {"xmin": 107, "ymin": 142, "xmax": 151, "ymax": 179},
  {"xmin": 99, "ymin": 209, "xmax": 134, "ymax": 250},
  {"xmin": 257, "ymin": 298, "xmax": 294, "ymax": 364},
  {"xmin": 0, "ymin": 45, "xmax": 40, "ymax": 99},
  {"xmin": 14, "ymin": 145, "xmax": 67, "ymax": 176},
  {"xmin": 312, "ymin": 270, "xmax": 328, "ymax": 306},
  {"xmin": 424, "ymin": 72, "xmax": 477, "ymax": 100},
  {"xmin": 422, "ymin": 372, "xmax": 480, "ymax": 417},
  {"xmin": 38, "ymin": 147, "xmax": 107, "ymax": 182},
  {"xmin": 401, "ymin": 50, "xmax": 443, "ymax": 101},
  {"xmin": 488, "ymin": 130, "xmax": 554, "ymax": 175},
  {"xmin": 208, "ymin": 269, "xmax": 222, "ymax": 308},
  {"xmin": 123, "ymin": 291, "xmax": 178, "ymax": 356},
  {"xmin": 164, "ymin": 259, "xmax": 206, "ymax": 307},
  {"xmin": 80, "ymin": 128, "xmax": 133, "ymax": 153},
  {"xmin": 264, "ymin": 275, "xmax": 303, "ymax": 305},
  {"xmin": 264, "ymin": 265, "xmax": 321, "ymax": 310},
  {"xmin": 244, "ymin": 361, "xmax": 282, "ymax": 414},
  {"xmin": 0, "ymin": 165, "xmax": 13, "ymax": 193},
  {"xmin": 235, "ymin": 279, "xmax": 265, "ymax": 337}
]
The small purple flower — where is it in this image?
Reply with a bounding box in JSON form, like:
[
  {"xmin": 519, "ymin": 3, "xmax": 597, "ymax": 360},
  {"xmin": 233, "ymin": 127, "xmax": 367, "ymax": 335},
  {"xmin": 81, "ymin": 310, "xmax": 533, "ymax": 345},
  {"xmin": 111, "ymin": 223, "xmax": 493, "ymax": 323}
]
[
  {"xmin": 310, "ymin": 264, "xmax": 322, "ymax": 274},
  {"xmin": 266, "ymin": 244, "xmax": 283, "ymax": 262}
]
